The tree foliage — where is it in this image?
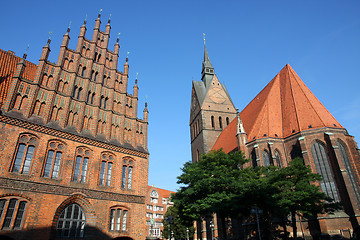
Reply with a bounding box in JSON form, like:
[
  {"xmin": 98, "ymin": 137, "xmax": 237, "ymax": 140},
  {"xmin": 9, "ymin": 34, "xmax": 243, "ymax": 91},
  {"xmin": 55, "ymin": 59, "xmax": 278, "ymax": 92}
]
[{"xmin": 173, "ymin": 150, "xmax": 340, "ymax": 239}]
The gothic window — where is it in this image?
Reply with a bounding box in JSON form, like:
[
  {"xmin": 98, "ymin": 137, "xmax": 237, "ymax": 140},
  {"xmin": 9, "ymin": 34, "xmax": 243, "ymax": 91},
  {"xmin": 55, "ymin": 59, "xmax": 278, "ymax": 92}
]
[
  {"xmin": 86, "ymin": 91, "xmax": 91, "ymax": 103},
  {"xmin": 94, "ymin": 52, "xmax": 98, "ymax": 62},
  {"xmin": 99, "ymin": 153, "xmax": 114, "ymax": 186},
  {"xmin": 338, "ymin": 140, "xmax": 360, "ymax": 205},
  {"xmin": 226, "ymin": 117, "xmax": 230, "ymax": 126},
  {"xmin": 46, "ymin": 75, "xmax": 53, "ymax": 87},
  {"xmin": 90, "ymin": 70, "xmax": 94, "ymax": 80},
  {"xmin": 11, "ymin": 134, "xmax": 37, "ymax": 174},
  {"xmin": 104, "ymin": 97, "xmax": 108, "ymax": 109},
  {"xmin": 274, "ymin": 149, "xmax": 282, "ymax": 167},
  {"xmin": 81, "ymin": 66, "xmax": 86, "ymax": 77},
  {"xmin": 72, "ymin": 148, "xmax": 90, "ymax": 183},
  {"xmin": 219, "ymin": 116, "xmax": 223, "ymax": 129},
  {"xmin": 57, "ymin": 80, "xmax": 64, "ymax": 92},
  {"xmin": 97, "ymin": 54, "xmax": 101, "ymax": 62},
  {"xmin": 251, "ymin": 149, "xmax": 258, "ymax": 167},
  {"xmin": 100, "ymin": 96, "xmax": 104, "ymax": 108},
  {"xmin": 211, "ymin": 116, "xmax": 215, "ymax": 129},
  {"xmin": 311, "ymin": 141, "xmax": 340, "ymax": 202},
  {"xmin": 0, "ymin": 197, "xmax": 27, "ymax": 230},
  {"xmin": 94, "ymin": 72, "xmax": 98, "ymax": 82},
  {"xmin": 72, "ymin": 86, "xmax": 78, "ymax": 98},
  {"xmin": 121, "ymin": 158, "xmax": 134, "ymax": 190},
  {"xmin": 43, "ymin": 141, "xmax": 64, "ymax": 179},
  {"xmin": 56, "ymin": 204, "xmax": 85, "ymax": 238},
  {"xmin": 42, "ymin": 74, "xmax": 48, "ymax": 86},
  {"xmin": 109, "ymin": 208, "xmax": 128, "ymax": 232},
  {"xmin": 91, "ymin": 93, "xmax": 95, "ymax": 104},
  {"xmin": 262, "ymin": 150, "xmax": 271, "ymax": 166},
  {"xmin": 76, "ymin": 87, "xmax": 82, "ymax": 100},
  {"xmin": 102, "ymin": 75, "xmax": 106, "ymax": 86}
]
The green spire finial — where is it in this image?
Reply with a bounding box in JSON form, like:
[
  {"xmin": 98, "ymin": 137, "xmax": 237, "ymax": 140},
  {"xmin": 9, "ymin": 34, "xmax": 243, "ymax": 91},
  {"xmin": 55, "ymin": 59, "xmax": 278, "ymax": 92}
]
[
  {"xmin": 68, "ymin": 21, "xmax": 72, "ymax": 29},
  {"xmin": 127, "ymin": 51, "xmax": 130, "ymax": 58},
  {"xmin": 203, "ymin": 33, "xmax": 206, "ymax": 45},
  {"xmin": 136, "ymin": 72, "xmax": 139, "ymax": 79}
]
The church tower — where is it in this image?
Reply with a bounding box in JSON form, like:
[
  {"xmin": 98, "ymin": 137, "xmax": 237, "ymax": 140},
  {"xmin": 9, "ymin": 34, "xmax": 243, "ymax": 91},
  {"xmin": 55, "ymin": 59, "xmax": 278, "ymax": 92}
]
[{"xmin": 190, "ymin": 44, "xmax": 237, "ymax": 162}]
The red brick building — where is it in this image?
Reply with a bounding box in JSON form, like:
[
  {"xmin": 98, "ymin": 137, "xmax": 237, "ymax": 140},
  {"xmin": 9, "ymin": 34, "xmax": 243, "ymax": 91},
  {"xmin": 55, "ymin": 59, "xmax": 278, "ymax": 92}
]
[
  {"xmin": 145, "ymin": 186, "xmax": 174, "ymax": 239},
  {"xmin": 190, "ymin": 45, "xmax": 360, "ymax": 239},
  {"xmin": 0, "ymin": 13, "xmax": 149, "ymax": 240}
]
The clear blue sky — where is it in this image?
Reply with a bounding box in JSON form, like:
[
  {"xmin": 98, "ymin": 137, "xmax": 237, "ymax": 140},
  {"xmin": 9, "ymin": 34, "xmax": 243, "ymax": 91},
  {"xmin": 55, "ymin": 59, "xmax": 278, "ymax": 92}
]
[{"xmin": 1, "ymin": 1, "xmax": 360, "ymax": 192}]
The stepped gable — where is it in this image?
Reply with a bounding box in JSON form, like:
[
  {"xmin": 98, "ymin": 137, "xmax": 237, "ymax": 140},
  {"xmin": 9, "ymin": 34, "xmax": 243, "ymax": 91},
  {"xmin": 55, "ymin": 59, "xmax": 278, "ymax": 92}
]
[
  {"xmin": 212, "ymin": 64, "xmax": 344, "ymax": 153},
  {"xmin": 0, "ymin": 49, "xmax": 37, "ymax": 105}
]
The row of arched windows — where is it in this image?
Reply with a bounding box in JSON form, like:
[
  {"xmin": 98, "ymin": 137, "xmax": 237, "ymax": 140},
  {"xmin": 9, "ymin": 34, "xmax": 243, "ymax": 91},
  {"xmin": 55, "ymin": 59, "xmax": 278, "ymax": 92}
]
[
  {"xmin": 0, "ymin": 197, "xmax": 130, "ymax": 237},
  {"xmin": 211, "ymin": 115, "xmax": 230, "ymax": 129},
  {"xmin": 253, "ymin": 140, "xmax": 358, "ymax": 204},
  {"xmin": 9, "ymin": 134, "xmax": 135, "ymax": 189}
]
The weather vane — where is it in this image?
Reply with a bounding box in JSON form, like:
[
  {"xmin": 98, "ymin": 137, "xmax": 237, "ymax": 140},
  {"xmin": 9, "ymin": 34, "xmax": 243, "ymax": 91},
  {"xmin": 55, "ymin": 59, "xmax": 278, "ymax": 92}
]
[
  {"xmin": 99, "ymin": 9, "xmax": 103, "ymax": 15},
  {"xmin": 48, "ymin": 32, "xmax": 53, "ymax": 40},
  {"xmin": 117, "ymin": 32, "xmax": 121, "ymax": 39},
  {"xmin": 68, "ymin": 21, "xmax": 72, "ymax": 29},
  {"xmin": 108, "ymin": 13, "xmax": 112, "ymax": 21},
  {"xmin": 25, "ymin": 44, "xmax": 29, "ymax": 54},
  {"xmin": 136, "ymin": 72, "xmax": 139, "ymax": 79},
  {"xmin": 127, "ymin": 51, "xmax": 130, "ymax": 58},
  {"xmin": 203, "ymin": 33, "xmax": 206, "ymax": 45}
]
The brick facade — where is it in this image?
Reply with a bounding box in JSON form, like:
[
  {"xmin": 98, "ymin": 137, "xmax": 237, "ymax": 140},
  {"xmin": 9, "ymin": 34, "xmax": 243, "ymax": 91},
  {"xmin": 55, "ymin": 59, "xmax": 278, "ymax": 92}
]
[
  {"xmin": 0, "ymin": 13, "xmax": 149, "ymax": 240},
  {"xmin": 191, "ymin": 47, "xmax": 360, "ymax": 239}
]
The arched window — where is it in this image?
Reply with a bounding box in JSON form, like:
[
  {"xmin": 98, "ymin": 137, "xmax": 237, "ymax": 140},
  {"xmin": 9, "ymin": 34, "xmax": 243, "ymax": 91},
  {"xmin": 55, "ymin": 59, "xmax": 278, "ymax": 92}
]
[
  {"xmin": 11, "ymin": 134, "xmax": 37, "ymax": 174},
  {"xmin": 104, "ymin": 97, "xmax": 108, "ymax": 109},
  {"xmin": 72, "ymin": 86, "xmax": 78, "ymax": 98},
  {"xmin": 262, "ymin": 150, "xmax": 271, "ymax": 166},
  {"xmin": 251, "ymin": 149, "xmax": 258, "ymax": 167},
  {"xmin": 81, "ymin": 66, "xmax": 86, "ymax": 77},
  {"xmin": 226, "ymin": 117, "xmax": 230, "ymax": 126},
  {"xmin": 219, "ymin": 116, "xmax": 223, "ymax": 129},
  {"xmin": 91, "ymin": 93, "xmax": 95, "ymax": 104},
  {"xmin": 94, "ymin": 52, "xmax": 98, "ymax": 62},
  {"xmin": 121, "ymin": 158, "xmax": 134, "ymax": 190},
  {"xmin": 68, "ymin": 60, "xmax": 73, "ymax": 70},
  {"xmin": 274, "ymin": 149, "xmax": 282, "ymax": 167},
  {"xmin": 311, "ymin": 142, "xmax": 340, "ymax": 202},
  {"xmin": 0, "ymin": 197, "xmax": 27, "ymax": 229},
  {"xmin": 102, "ymin": 75, "xmax": 106, "ymax": 86},
  {"xmin": 56, "ymin": 204, "xmax": 85, "ymax": 238},
  {"xmin": 94, "ymin": 72, "xmax": 98, "ymax": 82},
  {"xmin": 90, "ymin": 70, "xmax": 94, "ymax": 81},
  {"xmin": 109, "ymin": 207, "xmax": 128, "ymax": 231},
  {"xmin": 211, "ymin": 116, "xmax": 215, "ymax": 129},
  {"xmin": 86, "ymin": 91, "xmax": 91, "ymax": 103},
  {"xmin": 338, "ymin": 140, "xmax": 360, "ymax": 205},
  {"xmin": 72, "ymin": 148, "xmax": 90, "ymax": 183},
  {"xmin": 43, "ymin": 141, "xmax": 64, "ymax": 179},
  {"xmin": 100, "ymin": 96, "xmax": 105, "ymax": 108},
  {"xmin": 99, "ymin": 153, "xmax": 114, "ymax": 186},
  {"xmin": 97, "ymin": 54, "xmax": 101, "ymax": 62}
]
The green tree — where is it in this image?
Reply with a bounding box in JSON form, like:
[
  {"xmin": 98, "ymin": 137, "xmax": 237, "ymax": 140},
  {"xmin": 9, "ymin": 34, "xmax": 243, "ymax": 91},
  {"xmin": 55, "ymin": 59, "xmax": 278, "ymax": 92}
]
[
  {"xmin": 162, "ymin": 204, "xmax": 194, "ymax": 240},
  {"xmin": 268, "ymin": 157, "xmax": 341, "ymax": 239},
  {"xmin": 174, "ymin": 150, "xmax": 248, "ymax": 221}
]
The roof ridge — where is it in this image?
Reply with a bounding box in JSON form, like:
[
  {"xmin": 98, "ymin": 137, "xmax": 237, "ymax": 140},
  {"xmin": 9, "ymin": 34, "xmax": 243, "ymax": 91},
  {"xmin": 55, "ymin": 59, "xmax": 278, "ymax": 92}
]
[{"xmin": 285, "ymin": 65, "xmax": 301, "ymax": 134}]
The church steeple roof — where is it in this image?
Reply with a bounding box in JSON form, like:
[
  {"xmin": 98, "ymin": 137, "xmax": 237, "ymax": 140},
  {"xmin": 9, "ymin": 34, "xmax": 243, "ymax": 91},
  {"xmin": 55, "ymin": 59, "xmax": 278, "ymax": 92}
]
[
  {"xmin": 201, "ymin": 44, "xmax": 215, "ymax": 86},
  {"xmin": 212, "ymin": 64, "xmax": 344, "ymax": 153}
]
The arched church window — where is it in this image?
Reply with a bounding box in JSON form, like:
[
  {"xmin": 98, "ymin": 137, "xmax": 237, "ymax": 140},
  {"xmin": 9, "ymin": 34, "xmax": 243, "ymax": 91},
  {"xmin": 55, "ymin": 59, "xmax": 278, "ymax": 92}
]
[
  {"xmin": 211, "ymin": 116, "xmax": 215, "ymax": 129},
  {"xmin": 311, "ymin": 142, "xmax": 340, "ymax": 202},
  {"xmin": 262, "ymin": 150, "xmax": 270, "ymax": 166},
  {"xmin": 219, "ymin": 116, "xmax": 223, "ymax": 129},
  {"xmin": 226, "ymin": 117, "xmax": 229, "ymax": 126},
  {"xmin": 338, "ymin": 140, "xmax": 360, "ymax": 205},
  {"xmin": 274, "ymin": 149, "xmax": 282, "ymax": 167},
  {"xmin": 56, "ymin": 204, "xmax": 85, "ymax": 238}
]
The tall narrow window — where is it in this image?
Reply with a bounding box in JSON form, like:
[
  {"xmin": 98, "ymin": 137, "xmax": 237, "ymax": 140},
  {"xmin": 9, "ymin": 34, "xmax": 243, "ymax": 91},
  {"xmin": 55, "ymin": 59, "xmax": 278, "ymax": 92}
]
[
  {"xmin": 0, "ymin": 198, "xmax": 27, "ymax": 230},
  {"xmin": 226, "ymin": 117, "xmax": 230, "ymax": 126},
  {"xmin": 43, "ymin": 141, "xmax": 64, "ymax": 179},
  {"xmin": 81, "ymin": 67, "xmax": 86, "ymax": 77},
  {"xmin": 109, "ymin": 208, "xmax": 128, "ymax": 232},
  {"xmin": 72, "ymin": 86, "xmax": 78, "ymax": 98},
  {"xmin": 121, "ymin": 158, "xmax": 134, "ymax": 190},
  {"xmin": 99, "ymin": 153, "xmax": 114, "ymax": 186},
  {"xmin": 338, "ymin": 140, "xmax": 360, "ymax": 205},
  {"xmin": 11, "ymin": 134, "xmax": 37, "ymax": 174},
  {"xmin": 56, "ymin": 204, "xmax": 85, "ymax": 238},
  {"xmin": 274, "ymin": 149, "xmax": 282, "ymax": 167},
  {"xmin": 311, "ymin": 142, "xmax": 340, "ymax": 202},
  {"xmin": 262, "ymin": 150, "xmax": 271, "ymax": 166},
  {"xmin": 211, "ymin": 116, "xmax": 215, "ymax": 129},
  {"xmin": 72, "ymin": 148, "xmax": 90, "ymax": 183},
  {"xmin": 219, "ymin": 116, "xmax": 223, "ymax": 129}
]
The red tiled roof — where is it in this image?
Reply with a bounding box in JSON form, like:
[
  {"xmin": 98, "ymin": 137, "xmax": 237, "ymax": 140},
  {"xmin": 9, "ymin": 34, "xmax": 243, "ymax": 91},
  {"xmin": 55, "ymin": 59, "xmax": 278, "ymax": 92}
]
[
  {"xmin": 0, "ymin": 49, "xmax": 37, "ymax": 106},
  {"xmin": 212, "ymin": 64, "xmax": 343, "ymax": 153}
]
